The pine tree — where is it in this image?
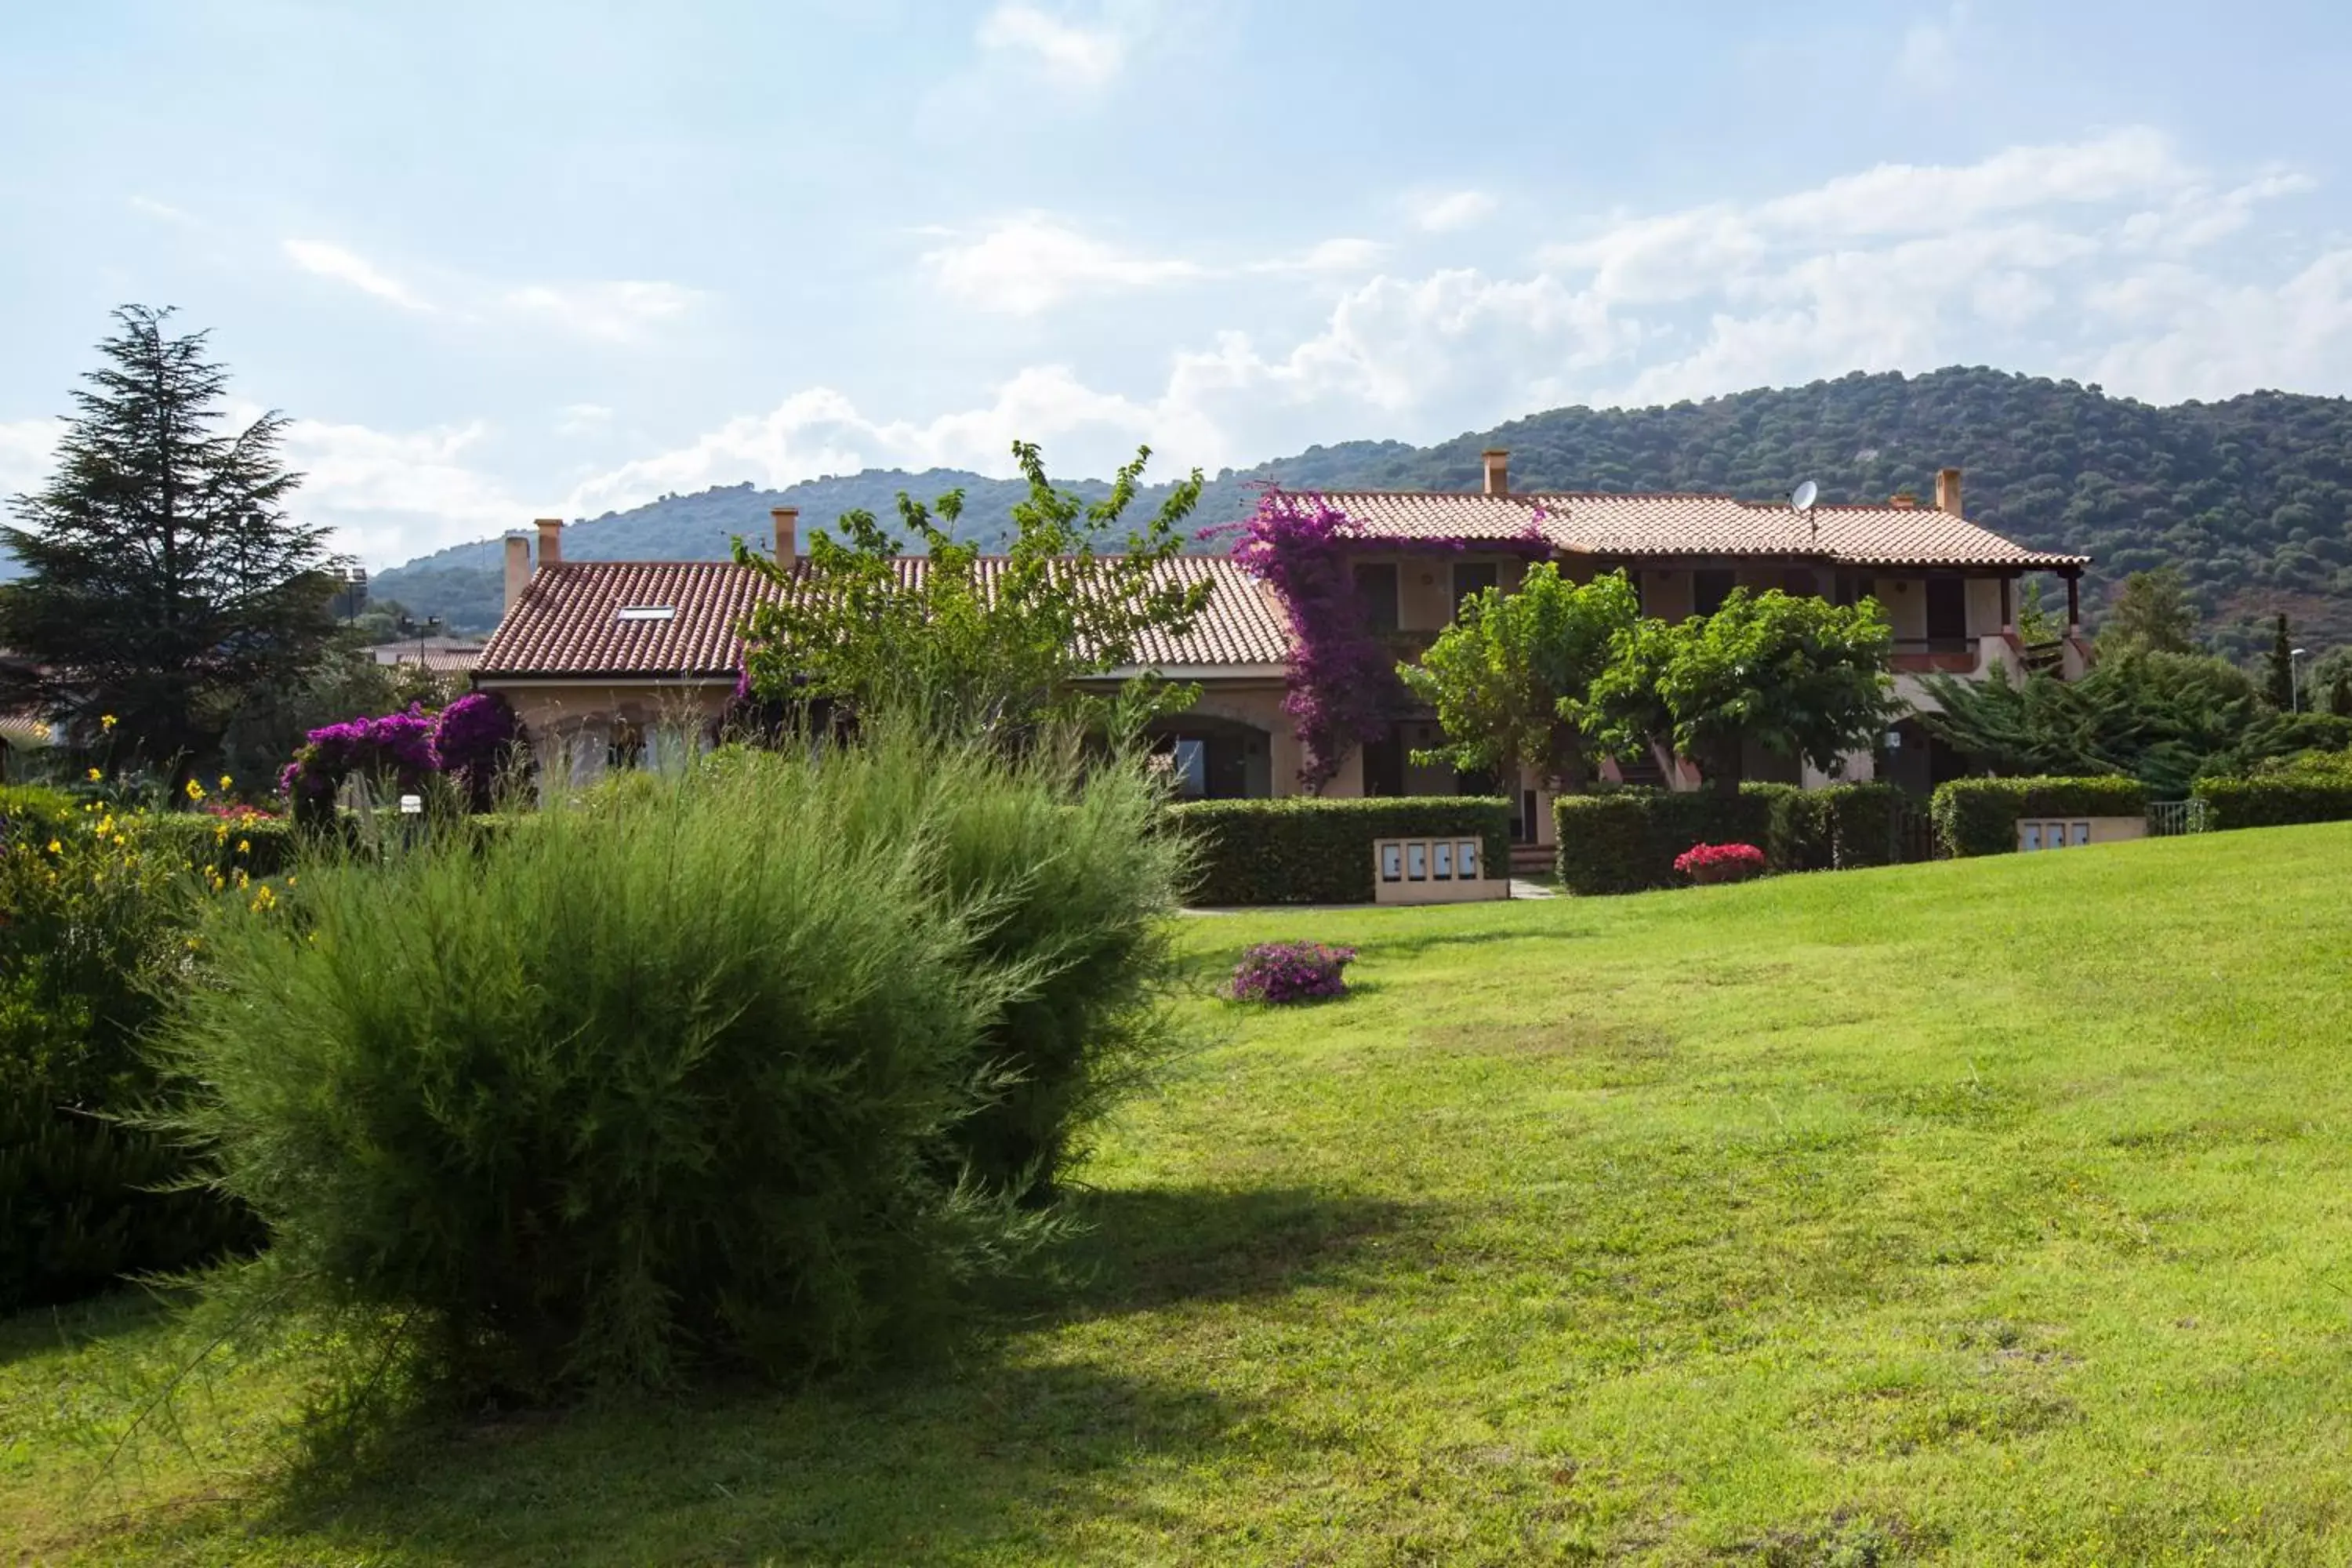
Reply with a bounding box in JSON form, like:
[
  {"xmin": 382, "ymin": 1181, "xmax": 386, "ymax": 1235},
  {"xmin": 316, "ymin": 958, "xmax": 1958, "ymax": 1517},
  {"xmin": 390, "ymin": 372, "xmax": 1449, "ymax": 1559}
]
[
  {"xmin": 0, "ymin": 307, "xmax": 340, "ymax": 782},
  {"xmin": 2266, "ymin": 613, "xmax": 2296, "ymax": 710}
]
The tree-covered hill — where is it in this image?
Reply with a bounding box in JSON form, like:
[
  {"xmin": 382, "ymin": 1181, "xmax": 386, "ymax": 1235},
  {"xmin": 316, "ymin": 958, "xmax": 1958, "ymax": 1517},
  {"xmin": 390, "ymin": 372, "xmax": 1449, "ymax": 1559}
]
[{"xmin": 368, "ymin": 367, "xmax": 2352, "ymax": 655}]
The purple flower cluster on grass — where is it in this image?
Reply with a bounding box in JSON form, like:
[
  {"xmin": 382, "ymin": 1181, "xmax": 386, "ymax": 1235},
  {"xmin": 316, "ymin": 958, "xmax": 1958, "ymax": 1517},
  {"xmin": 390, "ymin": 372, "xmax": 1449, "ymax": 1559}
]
[{"xmin": 1228, "ymin": 941, "xmax": 1358, "ymax": 1004}]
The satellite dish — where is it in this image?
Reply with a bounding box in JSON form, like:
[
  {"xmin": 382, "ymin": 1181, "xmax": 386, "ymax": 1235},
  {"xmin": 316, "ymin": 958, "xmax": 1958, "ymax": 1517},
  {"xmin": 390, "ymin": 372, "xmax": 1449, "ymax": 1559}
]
[{"xmin": 1791, "ymin": 479, "xmax": 1819, "ymax": 513}]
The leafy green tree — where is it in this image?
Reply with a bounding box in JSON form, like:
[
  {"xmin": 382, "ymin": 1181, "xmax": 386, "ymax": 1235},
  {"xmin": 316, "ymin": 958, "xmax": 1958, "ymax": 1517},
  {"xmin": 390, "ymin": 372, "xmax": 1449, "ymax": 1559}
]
[
  {"xmin": 2015, "ymin": 576, "xmax": 2067, "ymax": 644},
  {"xmin": 2098, "ymin": 567, "xmax": 2198, "ymax": 656},
  {"xmin": 735, "ymin": 441, "xmax": 1210, "ymax": 737},
  {"xmin": 0, "ymin": 307, "xmax": 340, "ymax": 786},
  {"xmin": 1398, "ymin": 564, "xmax": 1636, "ymax": 794},
  {"xmin": 2331, "ymin": 670, "xmax": 2352, "ymax": 719},
  {"xmin": 2266, "ymin": 613, "xmax": 2297, "ymax": 710},
  {"xmin": 1582, "ymin": 589, "xmax": 1896, "ymax": 796}
]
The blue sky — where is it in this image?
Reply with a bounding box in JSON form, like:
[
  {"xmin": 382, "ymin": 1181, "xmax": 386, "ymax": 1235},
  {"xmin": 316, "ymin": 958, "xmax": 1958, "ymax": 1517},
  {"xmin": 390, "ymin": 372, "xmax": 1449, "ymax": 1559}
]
[{"xmin": 3, "ymin": 1, "xmax": 2350, "ymax": 567}]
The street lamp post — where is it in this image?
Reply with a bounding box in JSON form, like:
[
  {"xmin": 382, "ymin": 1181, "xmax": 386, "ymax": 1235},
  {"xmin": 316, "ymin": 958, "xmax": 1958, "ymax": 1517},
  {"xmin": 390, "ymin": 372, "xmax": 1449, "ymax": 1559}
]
[{"xmin": 2292, "ymin": 647, "xmax": 2309, "ymax": 713}]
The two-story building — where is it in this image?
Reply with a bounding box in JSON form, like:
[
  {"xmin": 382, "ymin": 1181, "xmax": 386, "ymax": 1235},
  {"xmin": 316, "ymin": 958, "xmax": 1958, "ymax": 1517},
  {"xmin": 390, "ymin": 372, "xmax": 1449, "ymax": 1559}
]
[{"xmin": 473, "ymin": 450, "xmax": 2089, "ymax": 850}]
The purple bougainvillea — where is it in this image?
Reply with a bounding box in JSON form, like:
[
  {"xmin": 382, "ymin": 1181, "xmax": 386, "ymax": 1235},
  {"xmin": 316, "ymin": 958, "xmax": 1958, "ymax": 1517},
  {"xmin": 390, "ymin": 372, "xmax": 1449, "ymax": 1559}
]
[
  {"xmin": 280, "ymin": 694, "xmax": 528, "ymax": 823},
  {"xmin": 1221, "ymin": 485, "xmax": 1548, "ymax": 791},
  {"xmin": 1228, "ymin": 941, "xmax": 1358, "ymax": 1004}
]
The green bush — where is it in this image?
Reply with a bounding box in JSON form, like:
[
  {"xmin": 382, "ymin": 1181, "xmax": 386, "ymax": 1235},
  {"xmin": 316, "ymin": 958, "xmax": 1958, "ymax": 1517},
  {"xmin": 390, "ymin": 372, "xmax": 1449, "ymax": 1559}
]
[
  {"xmin": 132, "ymin": 812, "xmax": 302, "ymax": 878},
  {"xmin": 1929, "ymin": 776, "xmax": 2149, "ymax": 858},
  {"xmin": 2191, "ymin": 775, "xmax": 2352, "ymax": 830},
  {"xmin": 160, "ymin": 725, "xmax": 1187, "ymax": 1399},
  {"xmin": 0, "ymin": 783, "xmax": 77, "ymax": 833},
  {"xmin": 1556, "ymin": 782, "xmax": 1918, "ymax": 894},
  {"xmin": 1167, "ymin": 797, "xmax": 1512, "ymax": 905},
  {"xmin": 0, "ymin": 813, "xmax": 256, "ymax": 1311}
]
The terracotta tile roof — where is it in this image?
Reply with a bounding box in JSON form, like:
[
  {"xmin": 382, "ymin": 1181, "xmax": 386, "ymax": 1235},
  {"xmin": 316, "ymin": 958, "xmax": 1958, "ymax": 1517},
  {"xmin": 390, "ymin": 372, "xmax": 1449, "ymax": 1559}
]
[
  {"xmin": 371, "ymin": 642, "xmax": 485, "ymax": 675},
  {"xmin": 1316, "ymin": 490, "xmax": 2088, "ymax": 570},
  {"xmin": 476, "ymin": 555, "xmax": 1290, "ymax": 679}
]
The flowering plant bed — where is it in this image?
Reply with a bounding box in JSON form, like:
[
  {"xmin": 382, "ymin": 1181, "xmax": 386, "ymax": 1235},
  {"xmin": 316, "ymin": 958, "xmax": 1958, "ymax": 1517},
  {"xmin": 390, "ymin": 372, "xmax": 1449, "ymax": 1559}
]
[
  {"xmin": 1672, "ymin": 841, "xmax": 1767, "ymax": 885},
  {"xmin": 1228, "ymin": 941, "xmax": 1358, "ymax": 1004}
]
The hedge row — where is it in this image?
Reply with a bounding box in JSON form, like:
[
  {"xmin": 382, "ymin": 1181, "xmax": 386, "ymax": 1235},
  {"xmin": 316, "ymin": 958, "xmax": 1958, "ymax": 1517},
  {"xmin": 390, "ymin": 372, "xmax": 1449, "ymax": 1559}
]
[
  {"xmin": 1167, "ymin": 796, "xmax": 1512, "ymax": 905},
  {"xmin": 136, "ymin": 813, "xmax": 303, "ymax": 877},
  {"xmin": 2190, "ymin": 775, "xmax": 2352, "ymax": 831},
  {"xmin": 1552, "ymin": 782, "xmax": 1912, "ymax": 895},
  {"xmin": 1928, "ymin": 776, "xmax": 2148, "ymax": 858}
]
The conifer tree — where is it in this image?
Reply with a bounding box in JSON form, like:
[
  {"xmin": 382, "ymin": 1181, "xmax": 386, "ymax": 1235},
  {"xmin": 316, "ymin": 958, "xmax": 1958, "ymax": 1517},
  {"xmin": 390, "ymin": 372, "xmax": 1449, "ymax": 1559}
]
[
  {"xmin": 0, "ymin": 307, "xmax": 339, "ymax": 782},
  {"xmin": 2266, "ymin": 613, "xmax": 2296, "ymax": 710}
]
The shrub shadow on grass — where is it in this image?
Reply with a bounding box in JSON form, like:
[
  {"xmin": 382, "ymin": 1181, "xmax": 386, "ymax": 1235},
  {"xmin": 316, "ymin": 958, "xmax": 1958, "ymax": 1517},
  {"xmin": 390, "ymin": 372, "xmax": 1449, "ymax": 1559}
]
[
  {"xmin": 244, "ymin": 1185, "xmax": 1413, "ymax": 1566},
  {"xmin": 0, "ymin": 1289, "xmax": 173, "ymax": 1371},
  {"xmin": 1030, "ymin": 1184, "xmax": 1421, "ymax": 1320},
  {"xmin": 255, "ymin": 1356, "xmax": 1250, "ymax": 1568}
]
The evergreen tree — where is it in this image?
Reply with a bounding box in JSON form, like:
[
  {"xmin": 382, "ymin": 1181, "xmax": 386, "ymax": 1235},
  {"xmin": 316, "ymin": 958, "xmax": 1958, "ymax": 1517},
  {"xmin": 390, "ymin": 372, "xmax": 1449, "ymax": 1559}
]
[
  {"xmin": 2332, "ymin": 670, "xmax": 2352, "ymax": 719},
  {"xmin": 0, "ymin": 307, "xmax": 339, "ymax": 783},
  {"xmin": 2267, "ymin": 614, "xmax": 2296, "ymax": 710},
  {"xmin": 2099, "ymin": 567, "xmax": 2199, "ymax": 656}
]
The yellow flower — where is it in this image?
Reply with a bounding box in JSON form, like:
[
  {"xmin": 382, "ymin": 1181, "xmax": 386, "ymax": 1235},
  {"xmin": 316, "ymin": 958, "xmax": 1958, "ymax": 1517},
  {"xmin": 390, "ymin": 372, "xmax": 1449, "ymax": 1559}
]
[
  {"xmin": 219, "ymin": 774, "xmax": 234, "ymax": 792},
  {"xmin": 184, "ymin": 779, "xmax": 205, "ymax": 802},
  {"xmin": 96, "ymin": 815, "xmax": 114, "ymax": 837},
  {"xmin": 45, "ymin": 839, "xmax": 60, "ymax": 855},
  {"xmin": 285, "ymin": 874, "xmax": 297, "ymax": 887},
  {"xmin": 236, "ymin": 838, "xmax": 251, "ymax": 855},
  {"xmin": 249, "ymin": 885, "xmax": 277, "ymax": 914},
  {"xmin": 214, "ymin": 823, "xmax": 229, "ymax": 843},
  {"xmin": 112, "ymin": 834, "xmax": 126, "ymax": 848},
  {"xmin": 234, "ymin": 869, "xmax": 249, "ymax": 890},
  {"xmin": 99, "ymin": 713, "xmax": 116, "ymax": 731},
  {"xmin": 86, "ymin": 768, "xmax": 102, "ymax": 782}
]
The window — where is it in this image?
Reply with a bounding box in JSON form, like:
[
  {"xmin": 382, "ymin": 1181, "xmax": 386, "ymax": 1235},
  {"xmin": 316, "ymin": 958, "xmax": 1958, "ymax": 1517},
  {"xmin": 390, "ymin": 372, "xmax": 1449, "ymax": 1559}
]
[
  {"xmin": 1780, "ymin": 568, "xmax": 1817, "ymax": 597},
  {"xmin": 1694, "ymin": 568, "xmax": 1736, "ymax": 617},
  {"xmin": 1926, "ymin": 578, "xmax": 1968, "ymax": 644},
  {"xmin": 1169, "ymin": 738, "xmax": 1207, "ymax": 798},
  {"xmin": 1361, "ymin": 726, "xmax": 1406, "ymax": 797},
  {"xmin": 1452, "ymin": 560, "xmax": 1498, "ymax": 615},
  {"xmin": 1353, "ymin": 562, "xmax": 1400, "ymax": 633},
  {"xmin": 606, "ymin": 718, "xmax": 645, "ymax": 771},
  {"xmin": 1832, "ymin": 574, "xmax": 1863, "ymax": 608},
  {"xmin": 615, "ymin": 605, "xmax": 676, "ymax": 622}
]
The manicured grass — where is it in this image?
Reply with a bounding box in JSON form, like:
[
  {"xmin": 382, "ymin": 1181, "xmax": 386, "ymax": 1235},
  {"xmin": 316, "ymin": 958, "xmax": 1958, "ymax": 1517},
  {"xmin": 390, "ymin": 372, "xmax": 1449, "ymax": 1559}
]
[{"xmin": 9, "ymin": 826, "xmax": 2352, "ymax": 1563}]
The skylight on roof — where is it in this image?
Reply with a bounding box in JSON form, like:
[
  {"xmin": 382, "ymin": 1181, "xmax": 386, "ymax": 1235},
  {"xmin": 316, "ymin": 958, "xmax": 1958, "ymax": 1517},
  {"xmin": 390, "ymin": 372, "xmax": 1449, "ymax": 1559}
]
[{"xmin": 615, "ymin": 605, "xmax": 677, "ymax": 622}]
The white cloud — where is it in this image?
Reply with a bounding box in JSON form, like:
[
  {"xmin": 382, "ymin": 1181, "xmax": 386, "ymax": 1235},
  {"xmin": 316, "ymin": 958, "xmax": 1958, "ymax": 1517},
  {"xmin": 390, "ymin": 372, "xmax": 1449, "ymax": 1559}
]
[
  {"xmin": 555, "ymin": 403, "xmax": 615, "ymax": 437},
  {"xmin": 975, "ymin": 4, "xmax": 1127, "ymax": 89},
  {"xmin": 283, "ymin": 239, "xmax": 437, "ymax": 313},
  {"xmin": 501, "ymin": 281, "xmax": 701, "ymax": 343},
  {"xmin": 127, "ymin": 194, "xmax": 196, "ymax": 225},
  {"xmin": 924, "ymin": 216, "xmax": 1202, "ymax": 314},
  {"xmin": 281, "ymin": 417, "xmax": 527, "ymax": 565},
  {"xmin": 0, "ymin": 418, "xmax": 57, "ymax": 499},
  {"xmin": 1410, "ymin": 190, "xmax": 1498, "ymax": 234},
  {"xmin": 1895, "ymin": 5, "xmax": 1965, "ymax": 93},
  {"xmin": 322, "ymin": 129, "xmax": 2346, "ymax": 566}
]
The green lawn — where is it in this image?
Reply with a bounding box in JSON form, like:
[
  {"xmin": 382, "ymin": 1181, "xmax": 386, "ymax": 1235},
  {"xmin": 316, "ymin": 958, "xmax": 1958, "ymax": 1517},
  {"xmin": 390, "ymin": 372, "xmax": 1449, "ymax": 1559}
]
[{"xmin": 9, "ymin": 826, "xmax": 2352, "ymax": 1564}]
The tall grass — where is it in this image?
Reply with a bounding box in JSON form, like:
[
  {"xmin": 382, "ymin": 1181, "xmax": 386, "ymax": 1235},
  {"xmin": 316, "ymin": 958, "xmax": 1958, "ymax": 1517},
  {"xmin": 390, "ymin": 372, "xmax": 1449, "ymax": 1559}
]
[{"xmin": 158, "ymin": 724, "xmax": 1187, "ymax": 1400}]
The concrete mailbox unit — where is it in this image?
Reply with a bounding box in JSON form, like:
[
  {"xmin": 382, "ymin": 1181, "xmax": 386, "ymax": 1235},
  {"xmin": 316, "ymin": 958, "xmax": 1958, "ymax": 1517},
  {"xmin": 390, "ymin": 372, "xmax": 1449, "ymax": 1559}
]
[
  {"xmin": 1373, "ymin": 837, "xmax": 1511, "ymax": 906},
  {"xmin": 2016, "ymin": 816, "xmax": 2147, "ymax": 851}
]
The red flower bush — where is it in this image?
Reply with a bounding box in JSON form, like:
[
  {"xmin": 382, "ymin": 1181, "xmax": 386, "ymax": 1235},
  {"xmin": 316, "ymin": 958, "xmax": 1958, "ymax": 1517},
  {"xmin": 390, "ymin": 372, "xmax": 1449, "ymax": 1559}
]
[
  {"xmin": 1228, "ymin": 941, "xmax": 1358, "ymax": 1004},
  {"xmin": 1672, "ymin": 841, "xmax": 1767, "ymax": 885}
]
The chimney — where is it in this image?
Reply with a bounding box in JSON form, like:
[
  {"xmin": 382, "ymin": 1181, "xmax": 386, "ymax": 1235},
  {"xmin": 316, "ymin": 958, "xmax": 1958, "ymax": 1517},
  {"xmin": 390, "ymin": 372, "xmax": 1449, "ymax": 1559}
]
[
  {"xmin": 503, "ymin": 532, "xmax": 531, "ymax": 613},
  {"xmin": 771, "ymin": 506, "xmax": 799, "ymax": 566},
  {"xmin": 535, "ymin": 517, "xmax": 563, "ymax": 568},
  {"xmin": 1481, "ymin": 448, "xmax": 1509, "ymax": 496},
  {"xmin": 1935, "ymin": 466, "xmax": 1962, "ymax": 517},
  {"xmin": 1889, "ymin": 493, "xmax": 1917, "ymax": 510}
]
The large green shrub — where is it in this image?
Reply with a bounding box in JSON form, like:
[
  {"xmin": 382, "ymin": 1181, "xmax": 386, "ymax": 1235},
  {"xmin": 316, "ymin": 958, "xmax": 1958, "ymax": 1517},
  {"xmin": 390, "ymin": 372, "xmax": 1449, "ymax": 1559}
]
[
  {"xmin": 1555, "ymin": 782, "xmax": 1916, "ymax": 894},
  {"xmin": 0, "ymin": 810, "xmax": 256, "ymax": 1310},
  {"xmin": 1929, "ymin": 776, "xmax": 2149, "ymax": 858},
  {"xmin": 2191, "ymin": 775, "xmax": 2352, "ymax": 830},
  {"xmin": 132, "ymin": 811, "xmax": 301, "ymax": 878},
  {"xmin": 1167, "ymin": 797, "xmax": 1512, "ymax": 905},
  {"xmin": 160, "ymin": 727, "xmax": 1187, "ymax": 1399}
]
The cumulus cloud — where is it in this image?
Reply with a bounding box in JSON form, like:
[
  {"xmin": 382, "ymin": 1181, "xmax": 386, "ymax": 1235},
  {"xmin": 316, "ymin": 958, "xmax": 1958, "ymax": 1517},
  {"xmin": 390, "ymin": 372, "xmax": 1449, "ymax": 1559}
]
[
  {"xmin": 279, "ymin": 417, "xmax": 528, "ymax": 566},
  {"xmin": 1410, "ymin": 190, "xmax": 1497, "ymax": 234},
  {"xmin": 324, "ymin": 127, "xmax": 2347, "ymax": 564},
  {"xmin": 924, "ymin": 216, "xmax": 1201, "ymax": 314},
  {"xmin": 0, "ymin": 418, "xmax": 57, "ymax": 499},
  {"xmin": 976, "ymin": 3, "xmax": 1127, "ymax": 89},
  {"xmin": 284, "ymin": 239, "xmax": 437, "ymax": 313}
]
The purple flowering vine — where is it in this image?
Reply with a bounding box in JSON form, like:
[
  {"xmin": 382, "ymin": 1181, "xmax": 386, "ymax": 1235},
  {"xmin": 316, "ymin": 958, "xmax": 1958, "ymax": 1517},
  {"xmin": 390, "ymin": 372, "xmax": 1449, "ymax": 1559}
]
[{"xmin": 279, "ymin": 693, "xmax": 528, "ymax": 824}]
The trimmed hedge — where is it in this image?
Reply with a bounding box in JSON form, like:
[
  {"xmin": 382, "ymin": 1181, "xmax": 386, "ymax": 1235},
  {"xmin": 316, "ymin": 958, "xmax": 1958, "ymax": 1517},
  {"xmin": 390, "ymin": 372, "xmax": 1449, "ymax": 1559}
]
[
  {"xmin": 2191, "ymin": 775, "xmax": 2352, "ymax": 831},
  {"xmin": 1553, "ymin": 782, "xmax": 1912, "ymax": 895},
  {"xmin": 1167, "ymin": 797, "xmax": 1512, "ymax": 905},
  {"xmin": 1929, "ymin": 776, "xmax": 2148, "ymax": 858}
]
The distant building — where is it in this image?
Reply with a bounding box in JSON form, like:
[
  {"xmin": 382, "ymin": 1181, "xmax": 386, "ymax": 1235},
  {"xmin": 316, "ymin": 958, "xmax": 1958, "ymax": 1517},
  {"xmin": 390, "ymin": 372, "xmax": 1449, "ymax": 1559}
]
[
  {"xmin": 371, "ymin": 636, "xmax": 485, "ymax": 678},
  {"xmin": 474, "ymin": 456, "xmax": 2091, "ymax": 854}
]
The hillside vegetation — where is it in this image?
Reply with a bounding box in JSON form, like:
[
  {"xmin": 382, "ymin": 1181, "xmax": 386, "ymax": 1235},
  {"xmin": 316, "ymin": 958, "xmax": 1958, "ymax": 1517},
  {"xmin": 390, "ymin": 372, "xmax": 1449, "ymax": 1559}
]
[
  {"xmin": 12, "ymin": 826, "xmax": 2352, "ymax": 1563},
  {"xmin": 366, "ymin": 368, "xmax": 2352, "ymax": 647}
]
